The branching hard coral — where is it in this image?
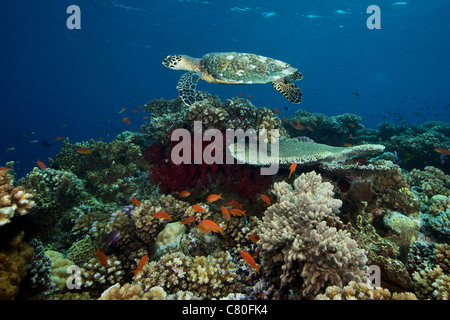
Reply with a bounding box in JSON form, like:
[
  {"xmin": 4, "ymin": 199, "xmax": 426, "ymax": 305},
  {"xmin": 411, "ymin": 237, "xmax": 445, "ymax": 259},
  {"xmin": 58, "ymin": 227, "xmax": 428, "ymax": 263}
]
[
  {"xmin": 429, "ymin": 210, "xmax": 450, "ymax": 238},
  {"xmin": 27, "ymin": 239, "xmax": 54, "ymax": 294},
  {"xmin": 0, "ymin": 170, "xmax": 35, "ymax": 226},
  {"xmin": 80, "ymin": 254, "xmax": 127, "ymax": 296},
  {"xmin": 131, "ymin": 195, "xmax": 210, "ymax": 245},
  {"xmin": 435, "ymin": 243, "xmax": 450, "ymax": 272},
  {"xmin": 51, "ymin": 139, "xmax": 150, "ymax": 203},
  {"xmin": 406, "ymin": 166, "xmax": 450, "ymax": 198},
  {"xmin": 412, "ymin": 266, "xmax": 448, "ymax": 299},
  {"xmin": 256, "ymin": 171, "xmax": 368, "ymax": 297},
  {"xmin": 315, "ymin": 281, "xmax": 417, "ymax": 300},
  {"xmin": 134, "ymin": 251, "xmax": 244, "ymax": 299}
]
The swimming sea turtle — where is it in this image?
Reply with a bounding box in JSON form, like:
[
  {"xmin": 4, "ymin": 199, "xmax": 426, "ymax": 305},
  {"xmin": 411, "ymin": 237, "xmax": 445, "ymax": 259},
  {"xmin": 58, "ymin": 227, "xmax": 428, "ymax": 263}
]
[{"xmin": 162, "ymin": 52, "xmax": 303, "ymax": 106}]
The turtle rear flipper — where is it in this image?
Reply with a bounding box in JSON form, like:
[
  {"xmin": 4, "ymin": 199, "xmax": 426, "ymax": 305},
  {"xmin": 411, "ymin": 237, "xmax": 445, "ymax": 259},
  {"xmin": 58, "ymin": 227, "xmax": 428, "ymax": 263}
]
[
  {"xmin": 177, "ymin": 72, "xmax": 201, "ymax": 106},
  {"xmin": 271, "ymin": 78, "xmax": 302, "ymax": 104}
]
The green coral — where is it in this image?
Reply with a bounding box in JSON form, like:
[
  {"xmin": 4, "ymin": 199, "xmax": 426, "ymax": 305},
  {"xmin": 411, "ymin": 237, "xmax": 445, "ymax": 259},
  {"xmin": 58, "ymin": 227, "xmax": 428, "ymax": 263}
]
[{"xmin": 51, "ymin": 138, "xmax": 150, "ymax": 203}]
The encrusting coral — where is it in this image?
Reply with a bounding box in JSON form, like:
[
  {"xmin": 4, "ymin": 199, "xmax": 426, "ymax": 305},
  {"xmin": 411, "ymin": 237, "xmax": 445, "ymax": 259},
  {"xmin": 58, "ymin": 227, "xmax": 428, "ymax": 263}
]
[
  {"xmin": 0, "ymin": 232, "xmax": 34, "ymax": 299},
  {"xmin": 256, "ymin": 171, "xmax": 368, "ymax": 297},
  {"xmin": 0, "ymin": 170, "xmax": 35, "ymax": 226}
]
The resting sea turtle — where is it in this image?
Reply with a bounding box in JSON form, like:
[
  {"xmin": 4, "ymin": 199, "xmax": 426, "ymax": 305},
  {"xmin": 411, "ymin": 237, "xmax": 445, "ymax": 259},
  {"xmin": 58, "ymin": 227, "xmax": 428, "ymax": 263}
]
[{"xmin": 162, "ymin": 52, "xmax": 303, "ymax": 106}]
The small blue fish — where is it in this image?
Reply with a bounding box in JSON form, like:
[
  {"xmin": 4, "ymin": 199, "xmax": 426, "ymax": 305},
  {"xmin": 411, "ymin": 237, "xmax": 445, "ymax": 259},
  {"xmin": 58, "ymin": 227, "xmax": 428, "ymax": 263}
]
[{"xmin": 105, "ymin": 230, "xmax": 120, "ymax": 247}]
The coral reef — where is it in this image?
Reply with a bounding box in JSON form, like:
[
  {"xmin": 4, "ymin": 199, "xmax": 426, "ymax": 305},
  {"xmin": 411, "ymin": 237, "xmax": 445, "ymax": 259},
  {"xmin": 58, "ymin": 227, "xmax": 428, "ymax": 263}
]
[
  {"xmin": 0, "ymin": 232, "xmax": 34, "ymax": 299},
  {"xmin": 256, "ymin": 171, "xmax": 368, "ymax": 297},
  {"xmin": 0, "ymin": 170, "xmax": 35, "ymax": 226},
  {"xmin": 51, "ymin": 138, "xmax": 151, "ymax": 203},
  {"xmin": 315, "ymin": 281, "xmax": 417, "ymax": 300},
  {"xmin": 133, "ymin": 251, "xmax": 244, "ymax": 299}
]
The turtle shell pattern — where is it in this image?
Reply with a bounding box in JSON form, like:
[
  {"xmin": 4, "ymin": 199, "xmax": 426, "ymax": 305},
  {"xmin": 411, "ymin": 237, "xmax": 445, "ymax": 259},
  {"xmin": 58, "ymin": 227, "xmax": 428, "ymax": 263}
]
[{"xmin": 200, "ymin": 52, "xmax": 296, "ymax": 84}]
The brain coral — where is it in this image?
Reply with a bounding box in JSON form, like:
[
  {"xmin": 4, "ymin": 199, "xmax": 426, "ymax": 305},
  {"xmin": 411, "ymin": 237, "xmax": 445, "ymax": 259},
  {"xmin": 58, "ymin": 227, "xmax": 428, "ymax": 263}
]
[{"xmin": 256, "ymin": 171, "xmax": 368, "ymax": 297}]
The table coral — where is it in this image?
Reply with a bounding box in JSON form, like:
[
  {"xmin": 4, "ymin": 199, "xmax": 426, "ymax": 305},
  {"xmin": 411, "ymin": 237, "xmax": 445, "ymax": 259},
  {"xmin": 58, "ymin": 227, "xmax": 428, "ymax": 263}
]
[
  {"xmin": 256, "ymin": 171, "xmax": 368, "ymax": 297},
  {"xmin": 228, "ymin": 138, "xmax": 385, "ymax": 167},
  {"xmin": 0, "ymin": 170, "xmax": 35, "ymax": 226}
]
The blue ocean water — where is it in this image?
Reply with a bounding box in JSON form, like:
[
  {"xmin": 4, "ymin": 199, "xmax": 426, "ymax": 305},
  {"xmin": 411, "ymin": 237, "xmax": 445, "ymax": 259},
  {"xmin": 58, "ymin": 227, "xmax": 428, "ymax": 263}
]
[{"xmin": 1, "ymin": 0, "xmax": 450, "ymax": 176}]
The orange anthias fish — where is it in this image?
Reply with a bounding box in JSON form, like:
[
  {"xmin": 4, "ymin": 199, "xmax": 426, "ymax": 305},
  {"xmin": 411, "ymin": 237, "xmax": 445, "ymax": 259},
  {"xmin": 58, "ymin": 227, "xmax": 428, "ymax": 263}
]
[
  {"xmin": 153, "ymin": 211, "xmax": 173, "ymax": 220},
  {"xmin": 344, "ymin": 143, "xmax": 353, "ymax": 147},
  {"xmin": 237, "ymin": 93, "xmax": 244, "ymax": 97},
  {"xmin": 221, "ymin": 206, "xmax": 231, "ymax": 220},
  {"xmin": 240, "ymin": 251, "xmax": 260, "ymax": 274},
  {"xmin": 131, "ymin": 109, "xmax": 140, "ymax": 113},
  {"xmin": 0, "ymin": 167, "xmax": 10, "ymax": 171},
  {"xmin": 306, "ymin": 126, "xmax": 313, "ymax": 132},
  {"xmin": 192, "ymin": 204, "xmax": 206, "ymax": 213},
  {"xmin": 281, "ymin": 117, "xmax": 287, "ymax": 123},
  {"xmin": 272, "ymin": 108, "xmax": 281, "ymax": 113},
  {"xmin": 119, "ymin": 108, "xmax": 126, "ymax": 113},
  {"xmin": 179, "ymin": 190, "xmax": 191, "ymax": 198},
  {"xmin": 36, "ymin": 160, "xmax": 46, "ymax": 169},
  {"xmin": 131, "ymin": 196, "xmax": 141, "ymax": 206},
  {"xmin": 94, "ymin": 248, "xmax": 108, "ymax": 267},
  {"xmin": 311, "ymin": 121, "xmax": 317, "ymax": 126},
  {"xmin": 229, "ymin": 208, "xmax": 246, "ymax": 216},
  {"xmin": 142, "ymin": 116, "xmax": 150, "ymax": 120},
  {"xmin": 260, "ymin": 194, "xmax": 271, "ymax": 206},
  {"xmin": 76, "ymin": 147, "xmax": 91, "ymax": 154},
  {"xmin": 207, "ymin": 193, "xmax": 223, "ymax": 203},
  {"xmin": 131, "ymin": 254, "xmax": 148, "ymax": 278},
  {"xmin": 290, "ymin": 119, "xmax": 304, "ymax": 130},
  {"xmin": 226, "ymin": 199, "xmax": 242, "ymax": 209},
  {"xmin": 54, "ymin": 136, "xmax": 65, "ymax": 141},
  {"xmin": 198, "ymin": 219, "xmax": 225, "ymax": 236},
  {"xmin": 435, "ymin": 147, "xmax": 450, "ymax": 155},
  {"xmin": 123, "ymin": 117, "xmax": 131, "ymax": 125},
  {"xmin": 180, "ymin": 216, "xmax": 196, "ymax": 224},
  {"xmin": 247, "ymin": 233, "xmax": 260, "ymax": 244},
  {"xmin": 247, "ymin": 94, "xmax": 253, "ymax": 98},
  {"xmin": 348, "ymin": 123, "xmax": 355, "ymax": 128},
  {"xmin": 288, "ymin": 162, "xmax": 297, "ymax": 178}
]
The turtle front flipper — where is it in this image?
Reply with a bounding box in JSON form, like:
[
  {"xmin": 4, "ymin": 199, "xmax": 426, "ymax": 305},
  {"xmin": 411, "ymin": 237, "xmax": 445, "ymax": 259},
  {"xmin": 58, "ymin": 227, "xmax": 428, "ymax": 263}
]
[
  {"xmin": 271, "ymin": 78, "xmax": 302, "ymax": 104},
  {"xmin": 177, "ymin": 72, "xmax": 201, "ymax": 106}
]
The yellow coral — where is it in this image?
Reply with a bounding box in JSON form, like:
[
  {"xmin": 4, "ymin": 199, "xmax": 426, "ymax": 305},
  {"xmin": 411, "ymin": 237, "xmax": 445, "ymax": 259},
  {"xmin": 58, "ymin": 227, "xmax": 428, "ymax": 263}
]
[
  {"xmin": 0, "ymin": 170, "xmax": 35, "ymax": 226},
  {"xmin": 0, "ymin": 232, "xmax": 34, "ymax": 299}
]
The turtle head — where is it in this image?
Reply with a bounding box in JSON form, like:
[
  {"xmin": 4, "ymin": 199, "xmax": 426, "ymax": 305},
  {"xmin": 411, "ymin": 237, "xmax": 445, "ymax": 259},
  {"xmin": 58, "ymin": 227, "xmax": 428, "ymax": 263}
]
[
  {"xmin": 163, "ymin": 55, "xmax": 186, "ymax": 70},
  {"xmin": 163, "ymin": 55, "xmax": 200, "ymax": 71}
]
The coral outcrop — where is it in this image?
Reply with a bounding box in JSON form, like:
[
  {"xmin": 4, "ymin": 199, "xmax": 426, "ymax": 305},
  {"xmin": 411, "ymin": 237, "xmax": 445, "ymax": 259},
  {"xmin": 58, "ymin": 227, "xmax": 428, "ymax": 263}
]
[
  {"xmin": 0, "ymin": 232, "xmax": 34, "ymax": 299},
  {"xmin": 256, "ymin": 171, "xmax": 368, "ymax": 297},
  {"xmin": 0, "ymin": 170, "xmax": 35, "ymax": 226}
]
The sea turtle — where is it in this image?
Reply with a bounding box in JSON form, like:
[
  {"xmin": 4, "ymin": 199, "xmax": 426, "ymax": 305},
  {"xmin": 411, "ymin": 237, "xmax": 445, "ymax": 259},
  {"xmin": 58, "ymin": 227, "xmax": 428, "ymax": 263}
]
[{"xmin": 162, "ymin": 52, "xmax": 303, "ymax": 106}]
